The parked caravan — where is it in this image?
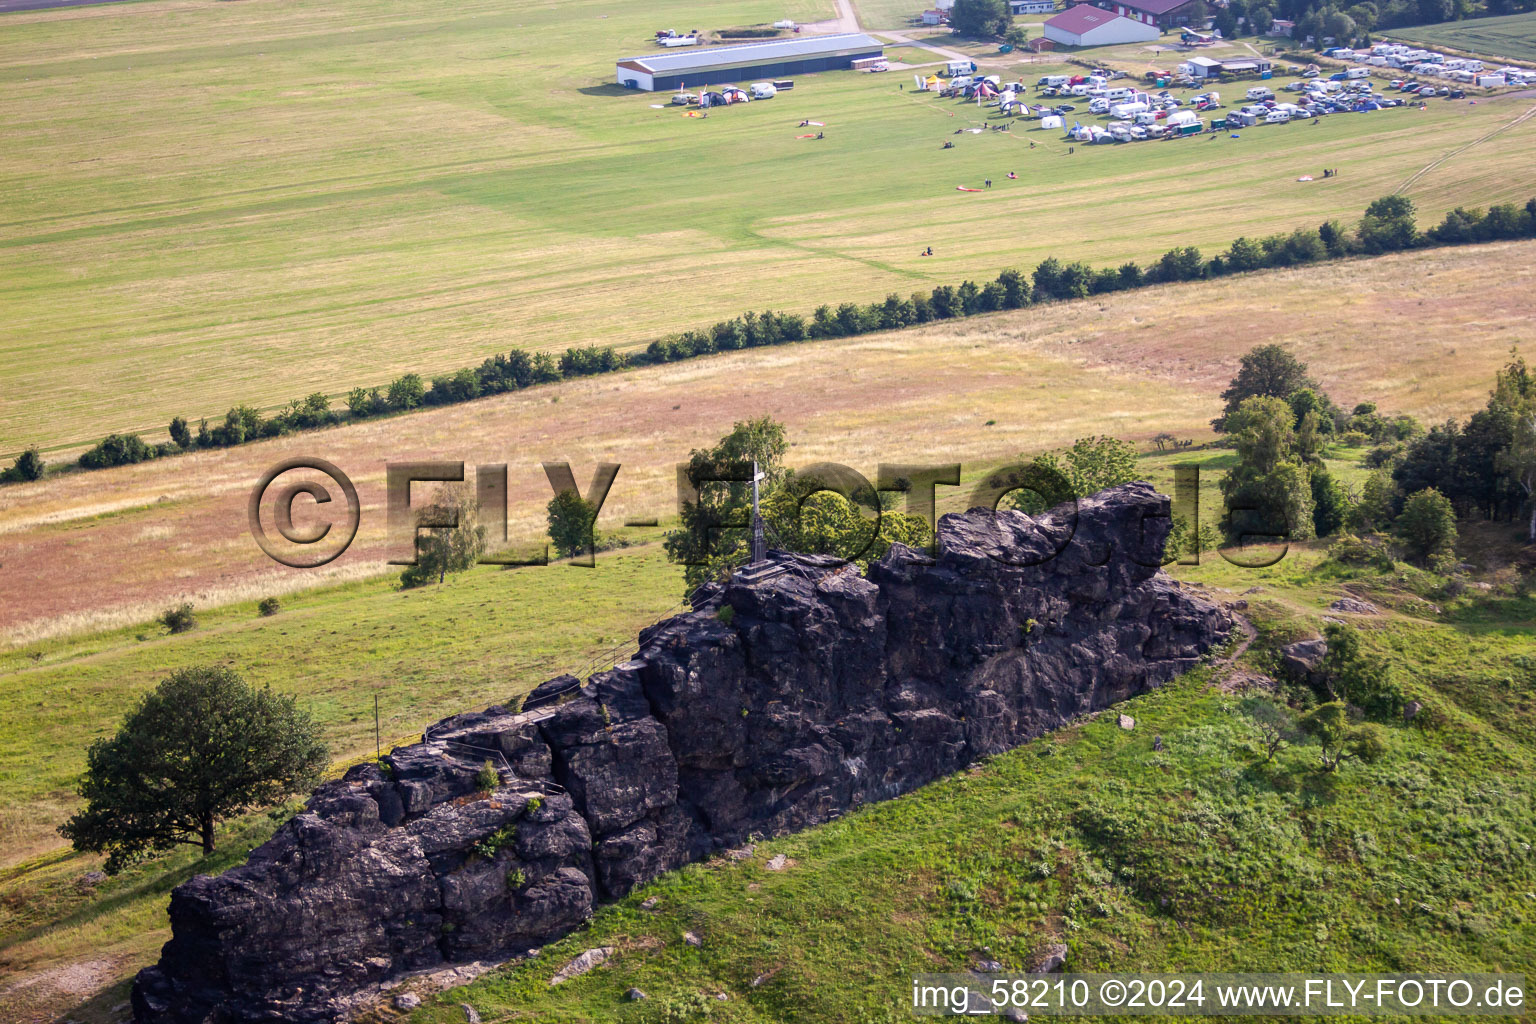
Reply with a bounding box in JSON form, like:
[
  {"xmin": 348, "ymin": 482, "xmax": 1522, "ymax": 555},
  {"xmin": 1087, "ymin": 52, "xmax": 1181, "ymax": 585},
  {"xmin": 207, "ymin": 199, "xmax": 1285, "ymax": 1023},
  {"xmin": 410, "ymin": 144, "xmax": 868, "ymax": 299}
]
[
  {"xmin": 1346, "ymin": 67, "xmax": 1370, "ymax": 79},
  {"xmin": 1246, "ymin": 86, "xmax": 1275, "ymax": 100},
  {"xmin": 1110, "ymin": 100, "xmax": 1149, "ymax": 118}
]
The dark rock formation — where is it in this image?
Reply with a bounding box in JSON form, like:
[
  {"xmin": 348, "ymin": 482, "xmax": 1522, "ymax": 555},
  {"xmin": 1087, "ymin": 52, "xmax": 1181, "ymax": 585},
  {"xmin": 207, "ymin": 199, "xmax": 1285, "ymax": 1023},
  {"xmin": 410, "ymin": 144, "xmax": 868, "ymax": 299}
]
[{"xmin": 133, "ymin": 483, "xmax": 1230, "ymax": 1023}]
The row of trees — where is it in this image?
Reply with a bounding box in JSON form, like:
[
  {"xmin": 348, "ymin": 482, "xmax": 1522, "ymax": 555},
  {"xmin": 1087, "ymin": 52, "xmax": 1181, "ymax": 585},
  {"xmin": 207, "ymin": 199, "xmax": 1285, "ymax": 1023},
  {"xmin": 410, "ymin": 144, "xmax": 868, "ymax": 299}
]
[{"xmin": 11, "ymin": 194, "xmax": 1536, "ymax": 487}]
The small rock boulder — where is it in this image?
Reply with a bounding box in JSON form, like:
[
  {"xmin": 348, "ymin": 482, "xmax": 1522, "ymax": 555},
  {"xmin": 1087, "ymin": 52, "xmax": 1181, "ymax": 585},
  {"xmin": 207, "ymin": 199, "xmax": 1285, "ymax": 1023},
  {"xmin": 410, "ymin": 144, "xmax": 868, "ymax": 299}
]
[
  {"xmin": 460, "ymin": 1004, "xmax": 482, "ymax": 1024},
  {"xmin": 683, "ymin": 931, "xmax": 703, "ymax": 947},
  {"xmin": 393, "ymin": 993, "xmax": 421, "ymax": 1010},
  {"xmin": 550, "ymin": 947, "xmax": 614, "ymax": 986},
  {"xmin": 766, "ymin": 854, "xmax": 788, "ymax": 871},
  {"xmin": 625, "ymin": 988, "xmax": 648, "ymax": 1001},
  {"xmin": 1032, "ymin": 943, "xmax": 1068, "ymax": 973},
  {"xmin": 1328, "ymin": 597, "xmax": 1378, "ymax": 615},
  {"xmin": 1403, "ymin": 700, "xmax": 1423, "ymax": 723},
  {"xmin": 1117, "ymin": 714, "xmax": 1135, "ymax": 731},
  {"xmin": 1281, "ymin": 638, "xmax": 1328, "ymax": 684}
]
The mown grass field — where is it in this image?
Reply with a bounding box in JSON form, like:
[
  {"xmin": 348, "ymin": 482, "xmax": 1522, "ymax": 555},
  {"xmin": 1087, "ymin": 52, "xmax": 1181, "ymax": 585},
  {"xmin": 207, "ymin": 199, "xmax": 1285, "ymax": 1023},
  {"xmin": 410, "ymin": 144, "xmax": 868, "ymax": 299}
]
[
  {"xmin": 1390, "ymin": 11, "xmax": 1536, "ymax": 63},
  {"xmin": 3, "ymin": 0, "xmax": 1535, "ymax": 453}
]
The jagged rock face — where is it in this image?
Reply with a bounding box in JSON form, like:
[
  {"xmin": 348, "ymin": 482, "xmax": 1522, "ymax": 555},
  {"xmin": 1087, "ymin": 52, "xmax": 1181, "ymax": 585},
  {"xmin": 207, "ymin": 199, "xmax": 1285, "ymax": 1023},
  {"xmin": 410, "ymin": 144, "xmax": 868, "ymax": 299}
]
[{"xmin": 133, "ymin": 483, "xmax": 1230, "ymax": 1023}]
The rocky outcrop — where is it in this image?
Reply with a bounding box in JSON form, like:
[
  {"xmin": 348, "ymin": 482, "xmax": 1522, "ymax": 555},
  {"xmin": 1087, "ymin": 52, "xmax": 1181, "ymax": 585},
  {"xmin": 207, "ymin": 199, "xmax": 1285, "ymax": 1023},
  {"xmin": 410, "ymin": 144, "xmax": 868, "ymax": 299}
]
[{"xmin": 133, "ymin": 483, "xmax": 1230, "ymax": 1023}]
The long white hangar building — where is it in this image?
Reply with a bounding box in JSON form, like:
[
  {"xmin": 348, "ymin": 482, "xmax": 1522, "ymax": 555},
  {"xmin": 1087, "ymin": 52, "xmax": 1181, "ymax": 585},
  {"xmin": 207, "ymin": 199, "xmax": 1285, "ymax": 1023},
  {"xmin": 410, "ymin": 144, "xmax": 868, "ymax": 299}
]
[{"xmin": 616, "ymin": 33, "xmax": 884, "ymax": 92}]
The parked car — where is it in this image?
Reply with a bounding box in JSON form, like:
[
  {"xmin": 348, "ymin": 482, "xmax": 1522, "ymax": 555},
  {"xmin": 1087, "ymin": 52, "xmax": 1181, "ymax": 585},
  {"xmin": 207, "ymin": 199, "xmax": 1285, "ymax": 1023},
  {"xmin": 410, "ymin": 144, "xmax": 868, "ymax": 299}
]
[
  {"xmin": 1448, "ymin": 89, "xmax": 1465, "ymax": 99},
  {"xmin": 1418, "ymin": 86, "xmax": 1437, "ymax": 96}
]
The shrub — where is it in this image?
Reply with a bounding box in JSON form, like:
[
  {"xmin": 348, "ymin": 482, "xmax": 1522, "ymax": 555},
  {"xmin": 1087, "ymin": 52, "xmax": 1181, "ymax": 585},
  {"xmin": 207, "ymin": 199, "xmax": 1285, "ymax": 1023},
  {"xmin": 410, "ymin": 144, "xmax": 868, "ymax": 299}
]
[
  {"xmin": 1325, "ymin": 534, "xmax": 1394, "ymax": 571},
  {"xmin": 1, "ymin": 448, "xmax": 45, "ymax": 483},
  {"xmin": 386, "ymin": 373, "xmax": 426, "ymax": 411},
  {"xmin": 475, "ymin": 759, "xmax": 499, "ymax": 793},
  {"xmin": 159, "ymin": 603, "xmax": 196, "ymax": 634},
  {"xmin": 716, "ymin": 604, "xmax": 736, "ymax": 625},
  {"xmin": 168, "ymin": 416, "xmax": 192, "ymax": 449},
  {"xmin": 1322, "ymin": 622, "xmax": 1405, "ymax": 719},
  {"xmin": 257, "ymin": 597, "xmax": 282, "ymax": 617},
  {"xmin": 471, "ymin": 823, "xmax": 518, "ymax": 859},
  {"xmin": 80, "ymin": 433, "xmax": 156, "ymax": 469},
  {"xmin": 1394, "ymin": 487, "xmax": 1457, "ymax": 567}
]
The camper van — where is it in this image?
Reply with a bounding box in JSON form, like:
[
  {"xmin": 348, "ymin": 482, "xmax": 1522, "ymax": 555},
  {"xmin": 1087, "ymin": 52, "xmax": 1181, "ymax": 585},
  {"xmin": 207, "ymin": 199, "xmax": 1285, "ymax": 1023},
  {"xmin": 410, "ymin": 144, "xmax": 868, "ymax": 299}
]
[
  {"xmin": 749, "ymin": 82, "xmax": 777, "ymax": 99},
  {"xmin": 945, "ymin": 60, "xmax": 976, "ymax": 77},
  {"xmin": 1246, "ymin": 86, "xmax": 1275, "ymax": 101},
  {"xmin": 1089, "ymin": 97, "xmax": 1111, "ymax": 114}
]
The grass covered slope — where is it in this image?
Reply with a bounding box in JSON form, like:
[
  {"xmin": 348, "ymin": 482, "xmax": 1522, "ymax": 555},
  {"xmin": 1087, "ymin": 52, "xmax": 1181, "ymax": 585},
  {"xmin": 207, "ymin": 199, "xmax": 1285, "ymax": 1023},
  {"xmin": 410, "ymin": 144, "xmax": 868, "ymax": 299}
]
[
  {"xmin": 3, "ymin": 0, "xmax": 1536, "ymax": 451},
  {"xmin": 399, "ymin": 552, "xmax": 1536, "ymax": 1024}
]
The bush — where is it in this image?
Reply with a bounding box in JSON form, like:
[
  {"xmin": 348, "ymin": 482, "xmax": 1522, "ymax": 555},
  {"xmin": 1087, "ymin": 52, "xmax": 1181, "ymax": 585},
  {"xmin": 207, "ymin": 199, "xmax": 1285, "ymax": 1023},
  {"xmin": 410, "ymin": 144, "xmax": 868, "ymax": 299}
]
[
  {"xmin": 1325, "ymin": 533, "xmax": 1394, "ymax": 571},
  {"xmin": 168, "ymin": 416, "xmax": 192, "ymax": 449},
  {"xmin": 80, "ymin": 433, "xmax": 156, "ymax": 469},
  {"xmin": 1394, "ymin": 487, "xmax": 1457, "ymax": 567},
  {"xmin": 159, "ymin": 603, "xmax": 196, "ymax": 634},
  {"xmin": 475, "ymin": 759, "xmax": 499, "ymax": 793},
  {"xmin": 257, "ymin": 597, "xmax": 282, "ymax": 617},
  {"xmin": 1, "ymin": 448, "xmax": 45, "ymax": 483},
  {"xmin": 387, "ymin": 373, "xmax": 426, "ymax": 411}
]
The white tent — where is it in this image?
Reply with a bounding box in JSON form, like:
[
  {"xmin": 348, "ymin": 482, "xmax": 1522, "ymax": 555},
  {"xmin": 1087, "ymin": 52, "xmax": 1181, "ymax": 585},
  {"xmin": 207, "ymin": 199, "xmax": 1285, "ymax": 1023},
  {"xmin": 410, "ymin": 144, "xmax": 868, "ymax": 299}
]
[{"xmin": 1039, "ymin": 114, "xmax": 1063, "ymax": 129}]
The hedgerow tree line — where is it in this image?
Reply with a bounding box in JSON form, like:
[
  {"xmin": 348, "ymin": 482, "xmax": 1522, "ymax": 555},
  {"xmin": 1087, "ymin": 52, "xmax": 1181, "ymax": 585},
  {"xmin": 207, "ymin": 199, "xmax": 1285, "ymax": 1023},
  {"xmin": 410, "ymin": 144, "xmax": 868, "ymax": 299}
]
[{"xmin": 7, "ymin": 194, "xmax": 1536, "ymax": 486}]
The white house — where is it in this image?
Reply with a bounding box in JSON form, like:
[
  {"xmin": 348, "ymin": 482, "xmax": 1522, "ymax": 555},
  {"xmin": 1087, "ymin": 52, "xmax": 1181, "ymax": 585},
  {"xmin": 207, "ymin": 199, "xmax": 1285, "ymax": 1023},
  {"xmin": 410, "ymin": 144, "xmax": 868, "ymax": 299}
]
[{"xmin": 1042, "ymin": 4, "xmax": 1159, "ymax": 46}]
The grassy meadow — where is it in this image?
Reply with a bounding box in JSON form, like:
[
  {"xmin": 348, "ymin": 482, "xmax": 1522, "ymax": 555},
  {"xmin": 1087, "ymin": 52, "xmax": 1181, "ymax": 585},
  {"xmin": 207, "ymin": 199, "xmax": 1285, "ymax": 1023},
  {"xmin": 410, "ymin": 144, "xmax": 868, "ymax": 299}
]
[
  {"xmin": 3, "ymin": 0, "xmax": 1536, "ymax": 453},
  {"xmin": 1390, "ymin": 11, "xmax": 1536, "ymax": 63}
]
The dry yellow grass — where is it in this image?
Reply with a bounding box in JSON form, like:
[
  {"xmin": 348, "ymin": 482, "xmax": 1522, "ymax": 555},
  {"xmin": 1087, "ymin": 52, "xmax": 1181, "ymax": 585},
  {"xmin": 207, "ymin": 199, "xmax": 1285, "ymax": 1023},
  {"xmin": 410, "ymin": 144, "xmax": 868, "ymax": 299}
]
[{"xmin": 2, "ymin": 239, "xmax": 1530, "ymax": 646}]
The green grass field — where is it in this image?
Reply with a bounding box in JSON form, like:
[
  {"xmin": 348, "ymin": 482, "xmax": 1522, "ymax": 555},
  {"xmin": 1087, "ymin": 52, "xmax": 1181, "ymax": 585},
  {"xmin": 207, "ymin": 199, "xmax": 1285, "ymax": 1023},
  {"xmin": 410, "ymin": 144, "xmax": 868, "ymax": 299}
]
[
  {"xmin": 1390, "ymin": 11, "xmax": 1536, "ymax": 63},
  {"xmin": 3, "ymin": 0, "xmax": 1535, "ymax": 455}
]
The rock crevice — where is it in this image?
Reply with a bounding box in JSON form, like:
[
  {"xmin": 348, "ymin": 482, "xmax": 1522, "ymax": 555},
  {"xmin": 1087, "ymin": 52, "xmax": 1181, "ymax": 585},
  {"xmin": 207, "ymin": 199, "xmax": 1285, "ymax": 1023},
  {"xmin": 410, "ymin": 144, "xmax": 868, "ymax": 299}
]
[{"xmin": 133, "ymin": 484, "xmax": 1230, "ymax": 1023}]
